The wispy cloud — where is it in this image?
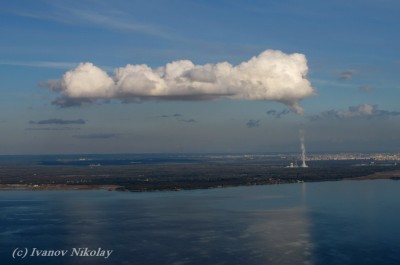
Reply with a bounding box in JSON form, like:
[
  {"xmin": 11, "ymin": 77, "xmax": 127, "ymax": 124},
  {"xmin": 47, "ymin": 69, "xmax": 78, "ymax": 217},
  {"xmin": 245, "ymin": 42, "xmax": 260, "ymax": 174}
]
[
  {"xmin": 161, "ymin": 113, "xmax": 183, "ymax": 118},
  {"xmin": 178, "ymin": 118, "xmax": 196, "ymax": 123},
  {"xmin": 29, "ymin": 118, "xmax": 86, "ymax": 125},
  {"xmin": 8, "ymin": 2, "xmax": 173, "ymax": 39},
  {"xmin": 338, "ymin": 69, "xmax": 357, "ymax": 80},
  {"xmin": 67, "ymin": 9, "xmax": 171, "ymax": 39},
  {"xmin": 246, "ymin": 119, "xmax": 260, "ymax": 128},
  {"xmin": 73, "ymin": 133, "xmax": 118, "ymax": 139},
  {"xmin": 160, "ymin": 113, "xmax": 196, "ymax": 123},
  {"xmin": 26, "ymin": 127, "xmax": 80, "ymax": 131},
  {"xmin": 50, "ymin": 97, "xmax": 96, "ymax": 108},
  {"xmin": 311, "ymin": 78, "xmax": 357, "ymax": 89},
  {"xmin": 359, "ymin": 84, "xmax": 374, "ymax": 93},
  {"xmin": 266, "ymin": 109, "xmax": 290, "ymax": 119},
  {"xmin": 0, "ymin": 61, "xmax": 79, "ymax": 69},
  {"xmin": 309, "ymin": 104, "xmax": 400, "ymax": 121}
]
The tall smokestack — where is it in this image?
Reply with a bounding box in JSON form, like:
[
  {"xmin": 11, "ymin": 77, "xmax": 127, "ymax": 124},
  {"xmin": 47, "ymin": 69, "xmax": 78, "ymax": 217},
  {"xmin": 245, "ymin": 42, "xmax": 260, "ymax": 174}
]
[{"xmin": 299, "ymin": 129, "xmax": 308, "ymax": 168}]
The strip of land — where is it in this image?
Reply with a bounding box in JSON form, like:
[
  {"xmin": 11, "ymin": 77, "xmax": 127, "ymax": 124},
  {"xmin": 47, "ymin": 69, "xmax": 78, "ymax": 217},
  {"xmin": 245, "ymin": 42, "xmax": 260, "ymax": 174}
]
[
  {"xmin": 0, "ymin": 159, "xmax": 399, "ymax": 192},
  {"xmin": 350, "ymin": 169, "xmax": 400, "ymax": 180},
  {"xmin": 0, "ymin": 184, "xmax": 120, "ymax": 191}
]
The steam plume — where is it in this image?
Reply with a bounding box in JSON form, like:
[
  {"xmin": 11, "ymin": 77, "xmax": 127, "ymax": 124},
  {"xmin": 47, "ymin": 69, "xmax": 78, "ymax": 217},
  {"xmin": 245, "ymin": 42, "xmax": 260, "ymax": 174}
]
[{"xmin": 299, "ymin": 129, "xmax": 308, "ymax": 168}]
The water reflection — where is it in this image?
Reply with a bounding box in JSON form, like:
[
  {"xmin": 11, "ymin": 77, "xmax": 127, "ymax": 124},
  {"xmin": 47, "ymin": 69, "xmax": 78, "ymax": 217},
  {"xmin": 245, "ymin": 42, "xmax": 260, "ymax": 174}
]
[{"xmin": 214, "ymin": 182, "xmax": 314, "ymax": 265}]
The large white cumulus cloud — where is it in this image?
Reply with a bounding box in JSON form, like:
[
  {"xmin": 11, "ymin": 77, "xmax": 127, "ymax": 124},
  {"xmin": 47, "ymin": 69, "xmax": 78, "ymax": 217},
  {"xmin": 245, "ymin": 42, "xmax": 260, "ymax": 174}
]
[{"xmin": 46, "ymin": 49, "xmax": 315, "ymax": 113}]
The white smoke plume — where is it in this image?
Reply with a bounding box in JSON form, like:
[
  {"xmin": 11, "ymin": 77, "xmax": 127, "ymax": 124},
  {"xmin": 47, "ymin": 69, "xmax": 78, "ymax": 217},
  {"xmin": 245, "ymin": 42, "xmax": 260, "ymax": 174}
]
[
  {"xmin": 45, "ymin": 49, "xmax": 315, "ymax": 113},
  {"xmin": 299, "ymin": 129, "xmax": 308, "ymax": 168}
]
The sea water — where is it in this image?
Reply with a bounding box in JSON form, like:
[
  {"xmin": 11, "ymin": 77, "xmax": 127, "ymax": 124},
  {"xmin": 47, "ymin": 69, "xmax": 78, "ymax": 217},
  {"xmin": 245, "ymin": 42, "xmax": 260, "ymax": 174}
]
[{"xmin": 1, "ymin": 179, "xmax": 400, "ymax": 265}]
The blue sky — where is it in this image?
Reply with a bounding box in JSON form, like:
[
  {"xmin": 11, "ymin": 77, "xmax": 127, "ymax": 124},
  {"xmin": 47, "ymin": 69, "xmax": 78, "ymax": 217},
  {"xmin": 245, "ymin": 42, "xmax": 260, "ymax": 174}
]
[{"xmin": 1, "ymin": 0, "xmax": 399, "ymax": 154}]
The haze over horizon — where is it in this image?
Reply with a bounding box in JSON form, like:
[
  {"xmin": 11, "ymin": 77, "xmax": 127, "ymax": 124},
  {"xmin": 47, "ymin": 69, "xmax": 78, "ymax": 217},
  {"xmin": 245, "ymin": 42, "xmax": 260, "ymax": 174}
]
[{"xmin": 1, "ymin": 0, "xmax": 400, "ymax": 155}]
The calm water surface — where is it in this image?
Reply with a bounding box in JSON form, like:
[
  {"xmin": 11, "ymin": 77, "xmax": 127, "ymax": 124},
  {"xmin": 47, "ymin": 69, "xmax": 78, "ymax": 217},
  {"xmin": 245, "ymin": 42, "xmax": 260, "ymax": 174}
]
[{"xmin": 1, "ymin": 180, "xmax": 400, "ymax": 265}]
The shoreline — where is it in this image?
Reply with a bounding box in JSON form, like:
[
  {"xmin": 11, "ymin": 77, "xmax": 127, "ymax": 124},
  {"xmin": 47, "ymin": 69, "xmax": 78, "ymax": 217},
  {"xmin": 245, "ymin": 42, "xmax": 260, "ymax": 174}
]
[
  {"xmin": 1, "ymin": 169, "xmax": 400, "ymax": 192},
  {"xmin": 350, "ymin": 169, "xmax": 400, "ymax": 180},
  {"xmin": 0, "ymin": 184, "xmax": 120, "ymax": 191}
]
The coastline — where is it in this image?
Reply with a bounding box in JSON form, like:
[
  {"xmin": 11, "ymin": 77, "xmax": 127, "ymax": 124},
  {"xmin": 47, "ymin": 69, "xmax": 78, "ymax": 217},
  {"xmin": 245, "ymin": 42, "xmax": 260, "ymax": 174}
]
[
  {"xmin": 0, "ymin": 184, "xmax": 120, "ymax": 191},
  {"xmin": 350, "ymin": 169, "xmax": 400, "ymax": 180},
  {"xmin": 1, "ymin": 169, "xmax": 400, "ymax": 192}
]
